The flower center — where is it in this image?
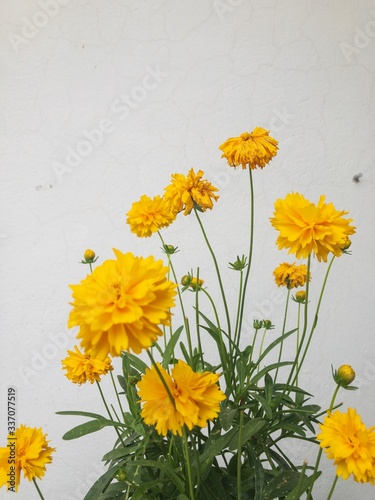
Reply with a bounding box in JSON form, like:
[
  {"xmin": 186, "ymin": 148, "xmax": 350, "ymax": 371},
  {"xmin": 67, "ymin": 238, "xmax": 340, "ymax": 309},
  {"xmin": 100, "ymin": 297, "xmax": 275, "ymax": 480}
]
[{"xmin": 241, "ymin": 132, "xmax": 251, "ymax": 141}]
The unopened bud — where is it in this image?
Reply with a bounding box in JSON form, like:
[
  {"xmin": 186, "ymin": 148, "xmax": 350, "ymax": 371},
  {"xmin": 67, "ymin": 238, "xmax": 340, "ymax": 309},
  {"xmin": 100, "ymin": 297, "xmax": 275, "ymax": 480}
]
[
  {"xmin": 295, "ymin": 290, "xmax": 306, "ymax": 303},
  {"xmin": 83, "ymin": 249, "xmax": 96, "ymax": 262},
  {"xmin": 335, "ymin": 364, "xmax": 355, "ymax": 386}
]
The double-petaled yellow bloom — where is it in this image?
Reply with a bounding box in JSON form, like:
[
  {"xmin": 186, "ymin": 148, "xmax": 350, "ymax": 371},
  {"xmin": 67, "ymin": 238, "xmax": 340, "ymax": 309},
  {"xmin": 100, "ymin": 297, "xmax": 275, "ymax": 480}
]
[
  {"xmin": 68, "ymin": 249, "xmax": 177, "ymax": 358},
  {"xmin": 0, "ymin": 425, "xmax": 55, "ymax": 492},
  {"xmin": 270, "ymin": 193, "xmax": 356, "ymax": 262},
  {"xmin": 164, "ymin": 168, "xmax": 219, "ymax": 216},
  {"xmin": 219, "ymin": 127, "xmax": 278, "ymax": 169},
  {"xmin": 62, "ymin": 345, "xmax": 113, "ymax": 384},
  {"xmin": 317, "ymin": 408, "xmax": 375, "ymax": 483},
  {"xmin": 273, "ymin": 262, "xmax": 310, "ymax": 289},
  {"xmin": 126, "ymin": 194, "xmax": 176, "ymax": 237},
  {"xmin": 137, "ymin": 360, "xmax": 226, "ymax": 436}
]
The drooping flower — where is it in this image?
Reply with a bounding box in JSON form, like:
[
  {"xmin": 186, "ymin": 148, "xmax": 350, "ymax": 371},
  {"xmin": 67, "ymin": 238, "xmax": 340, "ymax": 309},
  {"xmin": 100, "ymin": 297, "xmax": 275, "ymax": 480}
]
[
  {"xmin": 0, "ymin": 425, "xmax": 55, "ymax": 492},
  {"xmin": 317, "ymin": 408, "xmax": 375, "ymax": 483},
  {"xmin": 68, "ymin": 249, "xmax": 177, "ymax": 358},
  {"xmin": 137, "ymin": 360, "xmax": 226, "ymax": 436},
  {"xmin": 273, "ymin": 262, "xmax": 310, "ymax": 289},
  {"xmin": 219, "ymin": 127, "xmax": 278, "ymax": 169},
  {"xmin": 270, "ymin": 193, "xmax": 356, "ymax": 262},
  {"xmin": 164, "ymin": 169, "xmax": 219, "ymax": 216},
  {"xmin": 126, "ymin": 194, "xmax": 176, "ymax": 238},
  {"xmin": 62, "ymin": 345, "xmax": 113, "ymax": 384}
]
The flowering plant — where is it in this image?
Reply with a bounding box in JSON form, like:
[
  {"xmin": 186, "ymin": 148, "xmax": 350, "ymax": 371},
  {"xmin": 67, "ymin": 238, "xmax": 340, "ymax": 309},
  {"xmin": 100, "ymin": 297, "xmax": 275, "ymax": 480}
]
[{"xmin": 17, "ymin": 127, "xmax": 371, "ymax": 499}]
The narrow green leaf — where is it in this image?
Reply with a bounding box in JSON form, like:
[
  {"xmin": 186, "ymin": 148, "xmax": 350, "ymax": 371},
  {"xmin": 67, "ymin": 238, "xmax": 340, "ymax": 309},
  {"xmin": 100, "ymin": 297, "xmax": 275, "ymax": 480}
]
[
  {"xmin": 162, "ymin": 326, "xmax": 184, "ymax": 369},
  {"xmin": 228, "ymin": 419, "xmax": 265, "ymax": 450},
  {"xmin": 56, "ymin": 410, "xmax": 107, "ymax": 419},
  {"xmin": 262, "ymin": 470, "xmax": 303, "ymax": 499},
  {"xmin": 252, "ymin": 393, "xmax": 273, "ymax": 419},
  {"xmin": 62, "ymin": 420, "xmax": 107, "ymax": 440},
  {"xmin": 250, "ymin": 361, "xmax": 292, "ymax": 385},
  {"xmin": 131, "ymin": 459, "xmax": 185, "ymax": 493},
  {"xmin": 83, "ymin": 466, "xmax": 118, "ymax": 500},
  {"xmin": 284, "ymin": 471, "xmax": 321, "ymax": 500}
]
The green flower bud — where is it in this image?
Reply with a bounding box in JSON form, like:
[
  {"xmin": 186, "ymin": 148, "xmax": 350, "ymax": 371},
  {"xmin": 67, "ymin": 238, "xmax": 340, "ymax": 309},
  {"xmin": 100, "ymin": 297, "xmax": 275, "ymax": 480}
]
[
  {"xmin": 253, "ymin": 319, "xmax": 263, "ymax": 330},
  {"xmin": 294, "ymin": 290, "xmax": 306, "ymax": 303},
  {"xmin": 335, "ymin": 364, "xmax": 356, "ymax": 387}
]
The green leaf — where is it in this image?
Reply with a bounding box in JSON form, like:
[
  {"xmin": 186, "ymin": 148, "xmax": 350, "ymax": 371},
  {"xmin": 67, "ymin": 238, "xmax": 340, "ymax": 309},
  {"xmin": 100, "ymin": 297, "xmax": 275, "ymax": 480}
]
[
  {"xmin": 56, "ymin": 410, "xmax": 107, "ymax": 419},
  {"xmin": 62, "ymin": 420, "xmax": 107, "ymax": 440},
  {"xmin": 162, "ymin": 326, "xmax": 184, "ymax": 369},
  {"xmin": 228, "ymin": 419, "xmax": 265, "ymax": 450},
  {"xmin": 271, "ymin": 422, "xmax": 306, "ymax": 437},
  {"xmin": 250, "ymin": 361, "xmax": 292, "ymax": 385},
  {"xmin": 199, "ymin": 428, "xmax": 238, "ymax": 479},
  {"xmin": 256, "ymin": 329, "xmax": 296, "ymax": 366},
  {"xmin": 284, "ymin": 471, "xmax": 321, "ymax": 500},
  {"xmin": 262, "ymin": 470, "xmax": 304, "ymax": 499},
  {"xmin": 254, "ymin": 460, "xmax": 265, "ymax": 500},
  {"xmin": 219, "ymin": 406, "xmax": 237, "ymax": 431},
  {"xmin": 251, "ymin": 393, "xmax": 273, "ymax": 419},
  {"xmin": 131, "ymin": 459, "xmax": 185, "ymax": 493},
  {"xmin": 83, "ymin": 466, "xmax": 119, "ymax": 500}
]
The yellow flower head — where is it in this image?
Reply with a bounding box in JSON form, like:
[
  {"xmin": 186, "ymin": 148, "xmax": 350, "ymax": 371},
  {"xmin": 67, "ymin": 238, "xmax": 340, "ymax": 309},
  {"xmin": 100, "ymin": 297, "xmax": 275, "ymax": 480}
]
[
  {"xmin": 0, "ymin": 425, "xmax": 55, "ymax": 492},
  {"xmin": 317, "ymin": 408, "xmax": 375, "ymax": 483},
  {"xmin": 126, "ymin": 194, "xmax": 176, "ymax": 238},
  {"xmin": 164, "ymin": 169, "xmax": 219, "ymax": 216},
  {"xmin": 270, "ymin": 193, "xmax": 356, "ymax": 262},
  {"xmin": 273, "ymin": 262, "xmax": 310, "ymax": 289},
  {"xmin": 137, "ymin": 360, "xmax": 226, "ymax": 436},
  {"xmin": 219, "ymin": 127, "xmax": 278, "ymax": 169},
  {"xmin": 62, "ymin": 345, "xmax": 113, "ymax": 384},
  {"xmin": 68, "ymin": 249, "xmax": 177, "ymax": 358}
]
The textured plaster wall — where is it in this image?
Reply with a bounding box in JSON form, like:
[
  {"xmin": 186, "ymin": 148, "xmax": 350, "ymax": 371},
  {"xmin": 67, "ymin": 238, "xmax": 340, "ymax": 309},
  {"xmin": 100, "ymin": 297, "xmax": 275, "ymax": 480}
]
[{"xmin": 1, "ymin": 0, "xmax": 375, "ymax": 498}]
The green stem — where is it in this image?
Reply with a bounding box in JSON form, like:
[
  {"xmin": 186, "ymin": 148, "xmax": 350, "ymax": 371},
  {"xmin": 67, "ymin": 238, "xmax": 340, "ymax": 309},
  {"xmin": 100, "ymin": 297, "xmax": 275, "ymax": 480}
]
[
  {"xmin": 158, "ymin": 231, "xmax": 193, "ymax": 361},
  {"xmin": 308, "ymin": 383, "xmax": 341, "ymax": 499},
  {"xmin": 147, "ymin": 350, "xmax": 176, "ymax": 407},
  {"xmin": 193, "ymin": 208, "xmax": 231, "ymax": 339},
  {"xmin": 327, "ymin": 475, "xmax": 339, "ymax": 500},
  {"xmin": 233, "ymin": 269, "xmax": 244, "ymax": 353},
  {"xmin": 293, "ymin": 255, "xmax": 336, "ymax": 385},
  {"xmin": 235, "ymin": 167, "xmax": 255, "ymax": 347},
  {"xmin": 257, "ymin": 328, "xmax": 267, "ymax": 373},
  {"xmin": 110, "ymin": 371, "xmax": 125, "ymax": 421},
  {"xmin": 274, "ymin": 288, "xmax": 291, "ymax": 382},
  {"xmin": 295, "ymin": 302, "xmax": 301, "ymax": 387},
  {"xmin": 249, "ymin": 328, "xmax": 260, "ymax": 367},
  {"xmin": 32, "ymin": 478, "xmax": 45, "ymax": 500},
  {"xmin": 182, "ymin": 426, "xmax": 195, "ymax": 499},
  {"xmin": 195, "ymin": 268, "xmax": 204, "ymax": 369},
  {"xmin": 96, "ymin": 381, "xmax": 126, "ymax": 446},
  {"xmin": 237, "ymin": 410, "xmax": 244, "ymax": 499}
]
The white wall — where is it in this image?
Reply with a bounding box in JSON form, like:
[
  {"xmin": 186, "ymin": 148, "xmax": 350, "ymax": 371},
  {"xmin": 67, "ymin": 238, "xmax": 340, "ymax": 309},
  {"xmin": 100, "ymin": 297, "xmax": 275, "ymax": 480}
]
[{"xmin": 1, "ymin": 0, "xmax": 375, "ymax": 498}]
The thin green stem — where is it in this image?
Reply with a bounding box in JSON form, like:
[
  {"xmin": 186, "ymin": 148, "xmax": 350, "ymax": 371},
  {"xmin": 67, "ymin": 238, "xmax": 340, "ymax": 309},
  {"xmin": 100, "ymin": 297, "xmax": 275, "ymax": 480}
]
[
  {"xmin": 327, "ymin": 475, "xmax": 339, "ymax": 500},
  {"xmin": 158, "ymin": 231, "xmax": 193, "ymax": 361},
  {"xmin": 237, "ymin": 410, "xmax": 244, "ymax": 500},
  {"xmin": 193, "ymin": 208, "xmax": 231, "ymax": 338},
  {"xmin": 110, "ymin": 371, "xmax": 125, "ymax": 421},
  {"xmin": 274, "ymin": 288, "xmax": 291, "ymax": 382},
  {"xmin": 147, "ymin": 350, "xmax": 175, "ymax": 407},
  {"xmin": 295, "ymin": 302, "xmax": 302, "ymax": 386},
  {"xmin": 96, "ymin": 381, "xmax": 126, "ymax": 446},
  {"xmin": 235, "ymin": 167, "xmax": 255, "ymax": 347},
  {"xmin": 32, "ymin": 478, "xmax": 45, "ymax": 500},
  {"xmin": 293, "ymin": 255, "xmax": 336, "ymax": 385},
  {"xmin": 195, "ymin": 268, "xmax": 204, "ymax": 369},
  {"xmin": 233, "ymin": 269, "xmax": 244, "ymax": 353},
  {"xmin": 249, "ymin": 329, "xmax": 260, "ymax": 367},
  {"xmin": 257, "ymin": 328, "xmax": 267, "ymax": 373},
  {"xmin": 308, "ymin": 383, "xmax": 341, "ymax": 499},
  {"xmin": 182, "ymin": 426, "xmax": 195, "ymax": 499}
]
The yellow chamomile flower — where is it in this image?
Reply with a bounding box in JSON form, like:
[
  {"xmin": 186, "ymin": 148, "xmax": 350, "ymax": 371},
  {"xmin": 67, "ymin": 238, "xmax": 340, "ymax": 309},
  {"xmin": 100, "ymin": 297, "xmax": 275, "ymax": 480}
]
[
  {"xmin": 68, "ymin": 249, "xmax": 177, "ymax": 358},
  {"xmin": 137, "ymin": 360, "xmax": 226, "ymax": 436},
  {"xmin": 126, "ymin": 194, "xmax": 176, "ymax": 238},
  {"xmin": 164, "ymin": 168, "xmax": 219, "ymax": 216},
  {"xmin": 62, "ymin": 345, "xmax": 113, "ymax": 384},
  {"xmin": 317, "ymin": 408, "xmax": 375, "ymax": 484},
  {"xmin": 219, "ymin": 127, "xmax": 278, "ymax": 169},
  {"xmin": 270, "ymin": 193, "xmax": 356, "ymax": 262},
  {"xmin": 0, "ymin": 425, "xmax": 55, "ymax": 492},
  {"xmin": 273, "ymin": 262, "xmax": 310, "ymax": 289}
]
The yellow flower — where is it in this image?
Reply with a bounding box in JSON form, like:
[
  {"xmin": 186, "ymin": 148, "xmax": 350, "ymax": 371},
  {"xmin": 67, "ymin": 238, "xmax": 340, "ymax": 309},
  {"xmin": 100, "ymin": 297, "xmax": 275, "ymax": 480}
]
[
  {"xmin": 137, "ymin": 360, "xmax": 226, "ymax": 436},
  {"xmin": 0, "ymin": 425, "xmax": 55, "ymax": 492},
  {"xmin": 270, "ymin": 193, "xmax": 356, "ymax": 262},
  {"xmin": 62, "ymin": 345, "xmax": 113, "ymax": 384},
  {"xmin": 273, "ymin": 262, "xmax": 310, "ymax": 289},
  {"xmin": 317, "ymin": 408, "xmax": 375, "ymax": 483},
  {"xmin": 219, "ymin": 127, "xmax": 278, "ymax": 169},
  {"xmin": 126, "ymin": 195, "xmax": 176, "ymax": 238},
  {"xmin": 68, "ymin": 249, "xmax": 177, "ymax": 358},
  {"xmin": 164, "ymin": 169, "xmax": 219, "ymax": 216}
]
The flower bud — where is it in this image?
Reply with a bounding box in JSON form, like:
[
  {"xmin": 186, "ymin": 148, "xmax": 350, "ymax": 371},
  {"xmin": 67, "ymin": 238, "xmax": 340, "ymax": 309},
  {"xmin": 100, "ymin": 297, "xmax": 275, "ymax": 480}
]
[
  {"xmin": 253, "ymin": 319, "xmax": 263, "ymax": 330},
  {"xmin": 163, "ymin": 244, "xmax": 179, "ymax": 255},
  {"xmin": 340, "ymin": 237, "xmax": 352, "ymax": 251},
  {"xmin": 181, "ymin": 275, "xmax": 192, "ymax": 286},
  {"xmin": 335, "ymin": 364, "xmax": 355, "ymax": 386},
  {"xmin": 295, "ymin": 290, "xmax": 306, "ymax": 303},
  {"xmin": 263, "ymin": 320, "xmax": 274, "ymax": 330},
  {"xmin": 83, "ymin": 249, "xmax": 96, "ymax": 262}
]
